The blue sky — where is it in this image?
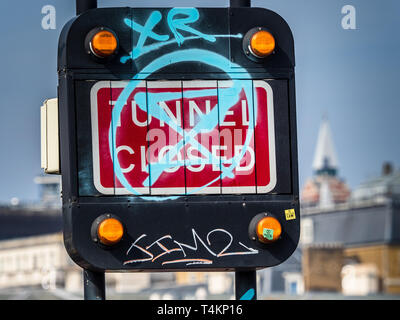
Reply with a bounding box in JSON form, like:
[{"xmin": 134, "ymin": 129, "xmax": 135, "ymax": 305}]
[{"xmin": 0, "ymin": 0, "xmax": 399, "ymax": 203}]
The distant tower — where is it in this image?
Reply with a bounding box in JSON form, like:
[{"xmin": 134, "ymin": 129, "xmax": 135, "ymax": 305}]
[
  {"xmin": 301, "ymin": 118, "xmax": 350, "ymax": 209},
  {"xmin": 33, "ymin": 175, "xmax": 62, "ymax": 208},
  {"xmin": 312, "ymin": 116, "xmax": 338, "ymax": 176}
]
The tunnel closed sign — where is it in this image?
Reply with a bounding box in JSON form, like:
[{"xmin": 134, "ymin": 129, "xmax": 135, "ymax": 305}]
[{"xmin": 90, "ymin": 80, "xmax": 276, "ymax": 196}]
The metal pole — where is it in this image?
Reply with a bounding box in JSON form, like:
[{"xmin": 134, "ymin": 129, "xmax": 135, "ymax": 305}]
[
  {"xmin": 230, "ymin": 0, "xmax": 251, "ymax": 7},
  {"xmin": 76, "ymin": 0, "xmax": 97, "ymax": 15},
  {"xmin": 83, "ymin": 269, "xmax": 105, "ymax": 300},
  {"xmin": 235, "ymin": 270, "xmax": 257, "ymax": 300}
]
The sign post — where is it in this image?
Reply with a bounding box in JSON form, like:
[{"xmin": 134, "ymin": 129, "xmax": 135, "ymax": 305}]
[
  {"xmin": 230, "ymin": 0, "xmax": 256, "ymax": 301},
  {"xmin": 75, "ymin": 0, "xmax": 106, "ymax": 300},
  {"xmin": 57, "ymin": 0, "xmax": 300, "ymax": 300},
  {"xmin": 235, "ymin": 270, "xmax": 257, "ymax": 300}
]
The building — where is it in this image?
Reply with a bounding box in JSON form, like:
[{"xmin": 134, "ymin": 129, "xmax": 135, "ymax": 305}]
[
  {"xmin": 259, "ymin": 117, "xmax": 352, "ymax": 297},
  {"xmin": 259, "ymin": 249, "xmax": 303, "ymax": 296},
  {"xmin": 300, "ymin": 119, "xmax": 400, "ymax": 295},
  {"xmin": 3, "ymin": 115, "xmax": 399, "ymax": 298},
  {"xmin": 0, "ymin": 233, "xmax": 79, "ymax": 291},
  {"xmin": 302, "ymin": 244, "xmax": 344, "ymax": 292},
  {"xmin": 0, "ymin": 205, "xmax": 62, "ymax": 242},
  {"xmin": 0, "ymin": 176, "xmax": 76, "ymax": 295},
  {"xmin": 302, "ymin": 170, "xmax": 400, "ymax": 294},
  {"xmin": 0, "ymin": 175, "xmax": 217, "ymax": 299}
]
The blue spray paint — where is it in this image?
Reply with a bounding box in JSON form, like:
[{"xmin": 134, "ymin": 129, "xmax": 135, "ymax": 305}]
[
  {"xmin": 109, "ymin": 7, "xmax": 258, "ymax": 200},
  {"xmin": 239, "ymin": 288, "xmax": 255, "ymax": 300},
  {"xmin": 126, "ymin": 11, "xmax": 170, "ymax": 61},
  {"xmin": 121, "ymin": 8, "xmax": 242, "ymax": 62},
  {"xmin": 110, "ymin": 49, "xmax": 257, "ymax": 200},
  {"xmin": 167, "ymin": 8, "xmax": 216, "ymax": 46},
  {"xmin": 121, "ymin": 34, "xmax": 242, "ymax": 63}
]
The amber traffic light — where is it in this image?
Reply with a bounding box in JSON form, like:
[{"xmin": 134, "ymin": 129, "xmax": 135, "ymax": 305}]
[
  {"xmin": 255, "ymin": 216, "xmax": 282, "ymax": 243},
  {"xmin": 92, "ymin": 215, "xmax": 124, "ymax": 246},
  {"xmin": 87, "ymin": 28, "xmax": 118, "ymax": 58},
  {"xmin": 249, "ymin": 30, "xmax": 275, "ymax": 57}
]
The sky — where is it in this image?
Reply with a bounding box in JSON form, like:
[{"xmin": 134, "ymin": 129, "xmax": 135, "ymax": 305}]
[{"xmin": 0, "ymin": 0, "xmax": 399, "ymax": 203}]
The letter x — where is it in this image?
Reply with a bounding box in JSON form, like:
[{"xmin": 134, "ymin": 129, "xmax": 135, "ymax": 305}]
[{"xmin": 125, "ymin": 11, "xmax": 170, "ymax": 59}]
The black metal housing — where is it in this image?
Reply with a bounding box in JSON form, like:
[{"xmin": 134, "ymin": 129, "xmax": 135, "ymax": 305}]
[
  {"xmin": 58, "ymin": 7, "xmax": 299, "ymax": 272},
  {"xmin": 230, "ymin": 0, "xmax": 251, "ymax": 7},
  {"xmin": 76, "ymin": 0, "xmax": 97, "ymax": 15}
]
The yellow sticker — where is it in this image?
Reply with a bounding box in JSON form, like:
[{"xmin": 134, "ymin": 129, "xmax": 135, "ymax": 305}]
[{"xmin": 285, "ymin": 209, "xmax": 296, "ymax": 220}]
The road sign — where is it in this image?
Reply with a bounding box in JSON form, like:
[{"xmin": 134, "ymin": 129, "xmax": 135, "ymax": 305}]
[
  {"xmin": 57, "ymin": 6, "xmax": 300, "ymax": 273},
  {"xmin": 91, "ymin": 80, "xmax": 276, "ymax": 196}
]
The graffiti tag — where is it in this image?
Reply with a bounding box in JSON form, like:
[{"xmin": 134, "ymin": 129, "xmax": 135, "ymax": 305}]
[
  {"xmin": 121, "ymin": 8, "xmax": 242, "ymax": 62},
  {"xmin": 123, "ymin": 228, "xmax": 259, "ymax": 266}
]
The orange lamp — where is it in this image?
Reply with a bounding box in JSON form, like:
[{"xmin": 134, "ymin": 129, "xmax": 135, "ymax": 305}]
[
  {"xmin": 249, "ymin": 30, "xmax": 275, "ymax": 58},
  {"xmin": 97, "ymin": 217, "xmax": 124, "ymax": 246},
  {"xmin": 89, "ymin": 29, "xmax": 118, "ymax": 58},
  {"xmin": 256, "ymin": 216, "xmax": 282, "ymax": 243}
]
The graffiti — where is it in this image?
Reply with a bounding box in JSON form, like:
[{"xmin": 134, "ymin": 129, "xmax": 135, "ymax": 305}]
[
  {"xmin": 239, "ymin": 288, "xmax": 255, "ymax": 300},
  {"xmin": 115, "ymin": 9, "xmax": 256, "ymax": 199},
  {"xmin": 121, "ymin": 8, "xmax": 241, "ymax": 62},
  {"xmin": 91, "ymin": 79, "xmax": 278, "ymax": 196},
  {"xmin": 167, "ymin": 8, "xmax": 216, "ymax": 45},
  {"xmin": 123, "ymin": 228, "xmax": 259, "ymax": 266},
  {"xmin": 129, "ymin": 81, "xmax": 254, "ymax": 189},
  {"xmin": 89, "ymin": 7, "xmax": 276, "ymax": 200},
  {"xmin": 110, "ymin": 50, "xmax": 262, "ymax": 199},
  {"xmin": 116, "ymin": 131, "xmax": 255, "ymax": 175}
]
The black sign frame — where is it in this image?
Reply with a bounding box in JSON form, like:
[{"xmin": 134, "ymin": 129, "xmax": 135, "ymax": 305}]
[{"xmin": 58, "ymin": 7, "xmax": 299, "ymax": 273}]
